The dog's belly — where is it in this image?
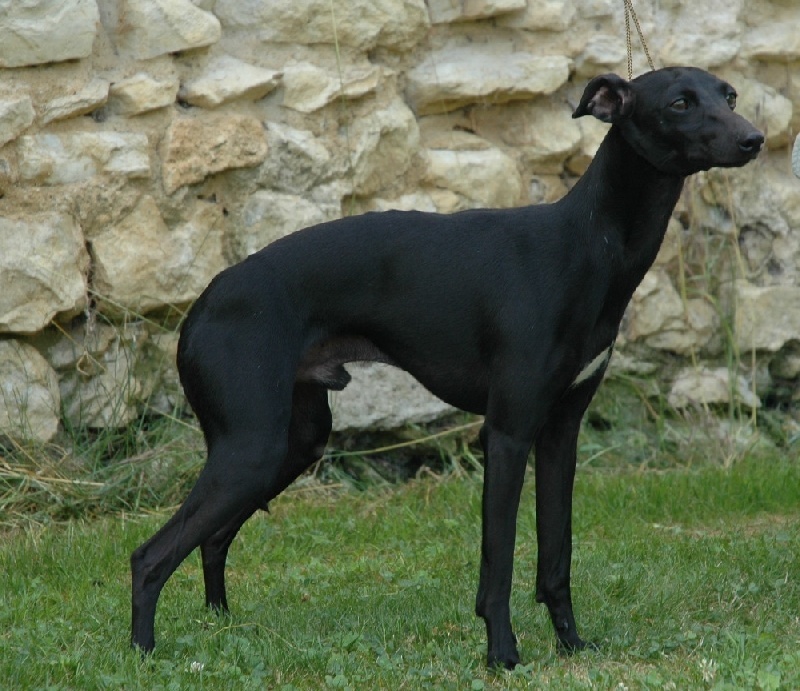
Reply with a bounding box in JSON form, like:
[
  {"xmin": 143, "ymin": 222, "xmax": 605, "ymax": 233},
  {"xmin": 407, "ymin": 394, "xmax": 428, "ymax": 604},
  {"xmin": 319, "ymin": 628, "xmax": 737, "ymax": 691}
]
[
  {"xmin": 406, "ymin": 364, "xmax": 489, "ymax": 415},
  {"xmin": 297, "ymin": 334, "xmax": 490, "ymax": 414}
]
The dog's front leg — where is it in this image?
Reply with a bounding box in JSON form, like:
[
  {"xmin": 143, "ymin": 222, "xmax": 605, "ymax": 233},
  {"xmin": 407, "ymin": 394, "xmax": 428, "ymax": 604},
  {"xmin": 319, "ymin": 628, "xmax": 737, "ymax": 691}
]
[
  {"xmin": 534, "ymin": 391, "xmax": 596, "ymax": 654},
  {"xmin": 475, "ymin": 423, "xmax": 532, "ymax": 669}
]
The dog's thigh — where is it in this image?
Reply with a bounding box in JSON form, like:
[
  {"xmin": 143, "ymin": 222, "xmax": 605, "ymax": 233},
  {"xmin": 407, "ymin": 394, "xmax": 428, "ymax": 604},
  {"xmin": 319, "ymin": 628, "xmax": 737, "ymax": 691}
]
[{"xmin": 197, "ymin": 384, "xmax": 330, "ymax": 612}]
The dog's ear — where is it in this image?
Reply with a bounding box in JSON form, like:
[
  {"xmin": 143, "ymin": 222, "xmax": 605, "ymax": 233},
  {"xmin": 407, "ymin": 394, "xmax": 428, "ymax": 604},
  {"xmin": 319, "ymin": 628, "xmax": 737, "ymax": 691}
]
[{"xmin": 572, "ymin": 74, "xmax": 635, "ymax": 123}]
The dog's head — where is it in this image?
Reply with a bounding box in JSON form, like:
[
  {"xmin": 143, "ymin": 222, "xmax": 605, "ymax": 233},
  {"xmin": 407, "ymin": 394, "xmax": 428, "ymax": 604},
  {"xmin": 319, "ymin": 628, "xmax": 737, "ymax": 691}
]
[{"xmin": 573, "ymin": 67, "xmax": 764, "ymax": 176}]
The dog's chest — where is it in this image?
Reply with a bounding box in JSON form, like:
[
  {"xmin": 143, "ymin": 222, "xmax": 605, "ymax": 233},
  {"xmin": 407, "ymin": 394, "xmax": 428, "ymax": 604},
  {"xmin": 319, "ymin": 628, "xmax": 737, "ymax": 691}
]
[{"xmin": 569, "ymin": 346, "xmax": 612, "ymax": 389}]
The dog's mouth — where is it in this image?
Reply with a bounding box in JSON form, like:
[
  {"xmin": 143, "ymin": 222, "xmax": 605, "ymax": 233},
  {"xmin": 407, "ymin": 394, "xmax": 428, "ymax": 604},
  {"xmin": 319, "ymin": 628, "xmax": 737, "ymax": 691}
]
[
  {"xmin": 724, "ymin": 147, "xmax": 763, "ymax": 169},
  {"xmin": 688, "ymin": 138, "xmax": 763, "ymax": 172},
  {"xmin": 647, "ymin": 145, "xmax": 760, "ymax": 176},
  {"xmin": 681, "ymin": 126, "xmax": 764, "ymax": 173}
]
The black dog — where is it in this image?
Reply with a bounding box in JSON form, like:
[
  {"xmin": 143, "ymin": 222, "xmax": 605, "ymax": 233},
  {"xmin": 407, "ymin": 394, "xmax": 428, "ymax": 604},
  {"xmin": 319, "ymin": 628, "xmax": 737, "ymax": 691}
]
[{"xmin": 131, "ymin": 67, "xmax": 762, "ymax": 668}]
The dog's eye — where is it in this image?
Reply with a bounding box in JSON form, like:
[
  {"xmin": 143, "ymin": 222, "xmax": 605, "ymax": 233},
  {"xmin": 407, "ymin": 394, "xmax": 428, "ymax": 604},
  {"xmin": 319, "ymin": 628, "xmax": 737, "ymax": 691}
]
[
  {"xmin": 726, "ymin": 92, "xmax": 737, "ymax": 110},
  {"xmin": 670, "ymin": 97, "xmax": 689, "ymax": 111}
]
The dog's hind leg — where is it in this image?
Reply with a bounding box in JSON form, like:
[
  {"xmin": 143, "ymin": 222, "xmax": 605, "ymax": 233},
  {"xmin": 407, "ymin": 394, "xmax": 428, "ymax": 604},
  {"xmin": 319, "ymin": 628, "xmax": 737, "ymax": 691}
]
[
  {"xmin": 130, "ymin": 421, "xmax": 293, "ymax": 652},
  {"xmin": 201, "ymin": 503, "xmax": 263, "ymax": 612},
  {"xmin": 200, "ymin": 382, "xmax": 332, "ymax": 613}
]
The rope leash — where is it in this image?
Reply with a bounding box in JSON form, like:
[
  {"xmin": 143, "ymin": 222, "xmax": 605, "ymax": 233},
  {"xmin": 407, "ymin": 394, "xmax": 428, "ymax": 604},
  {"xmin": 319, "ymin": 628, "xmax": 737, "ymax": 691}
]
[{"xmin": 623, "ymin": 0, "xmax": 656, "ymax": 80}]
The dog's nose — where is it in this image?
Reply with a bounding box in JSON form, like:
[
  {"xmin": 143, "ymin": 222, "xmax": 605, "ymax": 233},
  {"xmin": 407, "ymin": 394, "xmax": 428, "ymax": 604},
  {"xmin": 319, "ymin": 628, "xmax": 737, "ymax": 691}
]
[{"xmin": 738, "ymin": 131, "xmax": 764, "ymax": 154}]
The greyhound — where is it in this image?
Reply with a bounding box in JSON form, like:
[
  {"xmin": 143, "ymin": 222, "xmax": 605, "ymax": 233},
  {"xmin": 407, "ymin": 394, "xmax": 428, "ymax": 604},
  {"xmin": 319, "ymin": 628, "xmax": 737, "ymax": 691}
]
[{"xmin": 131, "ymin": 67, "xmax": 763, "ymax": 669}]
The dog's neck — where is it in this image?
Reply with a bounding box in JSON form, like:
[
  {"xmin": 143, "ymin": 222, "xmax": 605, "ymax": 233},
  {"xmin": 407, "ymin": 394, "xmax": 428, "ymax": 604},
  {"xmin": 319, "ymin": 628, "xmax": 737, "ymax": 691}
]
[{"xmin": 565, "ymin": 126, "xmax": 685, "ymax": 276}]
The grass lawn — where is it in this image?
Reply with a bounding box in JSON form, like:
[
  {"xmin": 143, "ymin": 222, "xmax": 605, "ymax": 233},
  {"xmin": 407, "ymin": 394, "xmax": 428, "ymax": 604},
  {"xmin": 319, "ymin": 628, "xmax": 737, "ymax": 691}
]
[{"xmin": 1, "ymin": 449, "xmax": 798, "ymax": 689}]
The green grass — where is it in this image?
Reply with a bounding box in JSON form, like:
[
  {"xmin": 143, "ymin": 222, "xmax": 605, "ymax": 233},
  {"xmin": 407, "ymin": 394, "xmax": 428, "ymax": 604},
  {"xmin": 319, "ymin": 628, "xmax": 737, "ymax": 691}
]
[{"xmin": 1, "ymin": 451, "xmax": 798, "ymax": 689}]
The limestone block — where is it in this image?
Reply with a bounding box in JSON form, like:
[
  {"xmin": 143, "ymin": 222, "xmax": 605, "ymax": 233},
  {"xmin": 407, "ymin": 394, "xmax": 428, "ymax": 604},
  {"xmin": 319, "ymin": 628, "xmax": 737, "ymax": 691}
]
[
  {"xmin": 625, "ymin": 270, "xmax": 683, "ymax": 341},
  {"xmin": 734, "ymin": 78, "xmax": 793, "ymax": 148},
  {"xmin": 0, "ymin": 0, "xmax": 98, "ymax": 68},
  {"xmin": 0, "ymin": 97, "xmax": 35, "ymax": 148},
  {"xmin": 214, "ymin": 0, "xmax": 429, "ymax": 52},
  {"xmin": 424, "ymin": 136, "xmax": 523, "ymax": 208},
  {"xmin": 737, "ymin": 226, "xmax": 771, "ymax": 273},
  {"xmin": 576, "ymin": 0, "xmax": 614, "ymax": 18},
  {"xmin": 331, "ymin": 363, "xmax": 453, "ymax": 432},
  {"xmin": 407, "ymin": 47, "xmax": 570, "ymax": 115},
  {"xmin": 33, "ymin": 321, "xmax": 116, "ymax": 371},
  {"xmin": 34, "ymin": 321, "xmax": 158, "ymax": 427},
  {"xmin": 17, "ymin": 133, "xmax": 151, "ymax": 186},
  {"xmin": 235, "ymin": 191, "xmax": 339, "ymax": 257},
  {"xmin": 0, "ymin": 340, "xmax": 61, "ymax": 442},
  {"xmin": 136, "ymin": 330, "xmax": 182, "ymax": 415},
  {"xmin": 179, "ymin": 56, "xmax": 282, "ymax": 108},
  {"xmin": 742, "ymin": 22, "xmax": 800, "ymax": 60},
  {"xmin": 359, "ymin": 193, "xmax": 438, "ymax": 213},
  {"xmin": 668, "ymin": 367, "xmax": 760, "ymax": 410},
  {"xmin": 427, "ymin": 189, "xmax": 465, "ymax": 214},
  {"xmin": 624, "ymin": 274, "xmax": 717, "ymax": 354},
  {"xmin": 701, "ymin": 166, "xmax": 800, "ymax": 240},
  {"xmin": 656, "ymin": 0, "xmax": 741, "ymax": 68},
  {"xmin": 255, "ymin": 123, "xmax": 333, "ymax": 193},
  {"xmin": 427, "ymin": 0, "xmax": 461, "ymax": 23},
  {"xmin": 653, "ymin": 218, "xmax": 683, "ymax": 267},
  {"xmin": 645, "ymin": 299, "xmax": 718, "ymax": 355},
  {"xmin": 427, "ymin": 0, "xmax": 526, "ymax": 24},
  {"xmin": 91, "ymin": 196, "xmax": 227, "ymax": 315},
  {"xmin": 58, "ymin": 323, "xmax": 148, "ymax": 428},
  {"xmin": 117, "ymin": 0, "xmax": 221, "ymax": 60},
  {"xmin": 497, "ymin": 0, "xmax": 576, "ymax": 31},
  {"xmin": 576, "ymin": 35, "xmax": 627, "ymax": 74},
  {"xmin": 660, "ymin": 35, "xmax": 740, "ymax": 69},
  {"xmin": 41, "ymin": 79, "xmax": 110, "ymax": 125},
  {"xmin": 109, "ymin": 73, "xmax": 180, "ymax": 116},
  {"xmin": 567, "ymin": 117, "xmax": 610, "ymax": 174},
  {"xmin": 282, "ymin": 62, "xmax": 381, "ymax": 114},
  {"xmin": 349, "ymin": 100, "xmax": 420, "ymax": 196},
  {"xmin": 463, "ymin": 0, "xmax": 526, "ymax": 17},
  {"xmin": 0, "ymin": 212, "xmax": 89, "ymax": 334},
  {"xmin": 474, "ymin": 103, "xmax": 582, "ymax": 173},
  {"xmin": 735, "ymin": 281, "xmax": 800, "ymax": 353},
  {"xmin": 528, "ymin": 175, "xmax": 568, "ymax": 205},
  {"xmin": 308, "ymin": 182, "xmax": 351, "ymax": 220},
  {"xmin": 161, "ymin": 113, "xmax": 268, "ymax": 193},
  {"xmin": 771, "ymin": 232, "xmax": 800, "ymax": 288}
]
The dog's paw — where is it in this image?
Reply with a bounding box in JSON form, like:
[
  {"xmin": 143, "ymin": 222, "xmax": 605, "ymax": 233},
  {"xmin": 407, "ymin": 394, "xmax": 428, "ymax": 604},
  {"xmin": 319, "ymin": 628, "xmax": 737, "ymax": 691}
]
[
  {"xmin": 487, "ymin": 650, "xmax": 521, "ymax": 671},
  {"xmin": 487, "ymin": 635, "xmax": 521, "ymax": 670},
  {"xmin": 131, "ymin": 638, "xmax": 155, "ymax": 656},
  {"xmin": 557, "ymin": 636, "xmax": 599, "ymax": 656}
]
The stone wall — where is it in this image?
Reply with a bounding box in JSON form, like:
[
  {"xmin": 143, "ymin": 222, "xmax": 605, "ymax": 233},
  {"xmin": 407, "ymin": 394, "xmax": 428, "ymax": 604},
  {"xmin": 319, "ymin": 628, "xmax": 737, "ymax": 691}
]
[{"xmin": 1, "ymin": 0, "xmax": 798, "ymax": 442}]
